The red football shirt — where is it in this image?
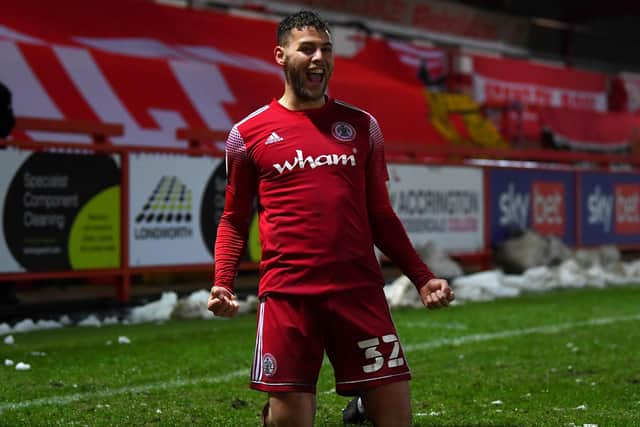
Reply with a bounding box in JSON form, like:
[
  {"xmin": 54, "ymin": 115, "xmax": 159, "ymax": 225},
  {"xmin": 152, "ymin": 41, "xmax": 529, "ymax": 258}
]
[{"xmin": 215, "ymin": 98, "xmax": 433, "ymax": 297}]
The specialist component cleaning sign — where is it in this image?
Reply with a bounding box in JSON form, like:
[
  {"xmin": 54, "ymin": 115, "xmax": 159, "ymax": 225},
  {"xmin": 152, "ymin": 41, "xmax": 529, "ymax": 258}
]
[{"xmin": 0, "ymin": 148, "xmax": 121, "ymax": 273}]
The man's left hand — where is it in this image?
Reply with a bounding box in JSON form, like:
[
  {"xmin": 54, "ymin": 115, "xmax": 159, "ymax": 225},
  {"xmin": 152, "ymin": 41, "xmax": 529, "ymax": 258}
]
[{"xmin": 419, "ymin": 278, "xmax": 455, "ymax": 309}]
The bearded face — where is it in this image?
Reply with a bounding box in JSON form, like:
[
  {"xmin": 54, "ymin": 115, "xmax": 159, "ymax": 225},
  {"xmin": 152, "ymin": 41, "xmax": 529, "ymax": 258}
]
[
  {"xmin": 278, "ymin": 27, "xmax": 334, "ymax": 105},
  {"xmin": 283, "ymin": 54, "xmax": 330, "ymax": 102}
]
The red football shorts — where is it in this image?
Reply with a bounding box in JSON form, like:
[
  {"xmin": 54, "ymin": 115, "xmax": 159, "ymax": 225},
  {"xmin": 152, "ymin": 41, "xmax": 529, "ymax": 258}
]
[{"xmin": 250, "ymin": 286, "xmax": 411, "ymax": 396}]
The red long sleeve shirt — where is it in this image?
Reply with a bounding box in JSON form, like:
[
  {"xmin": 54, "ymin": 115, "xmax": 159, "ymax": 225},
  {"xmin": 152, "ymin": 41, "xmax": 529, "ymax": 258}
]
[{"xmin": 214, "ymin": 98, "xmax": 433, "ymax": 297}]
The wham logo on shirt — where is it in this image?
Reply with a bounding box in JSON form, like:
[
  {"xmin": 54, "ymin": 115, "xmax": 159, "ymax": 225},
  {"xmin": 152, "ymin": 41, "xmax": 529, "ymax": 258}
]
[{"xmin": 272, "ymin": 149, "xmax": 357, "ymax": 174}]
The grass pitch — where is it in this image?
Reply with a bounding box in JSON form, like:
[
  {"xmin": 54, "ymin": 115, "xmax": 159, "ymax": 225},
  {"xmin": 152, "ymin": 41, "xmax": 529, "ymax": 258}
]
[{"xmin": 1, "ymin": 285, "xmax": 639, "ymax": 426}]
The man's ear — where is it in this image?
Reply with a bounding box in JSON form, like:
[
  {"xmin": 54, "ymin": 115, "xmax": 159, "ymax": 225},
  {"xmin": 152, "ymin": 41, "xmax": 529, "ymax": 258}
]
[{"xmin": 274, "ymin": 46, "xmax": 285, "ymax": 66}]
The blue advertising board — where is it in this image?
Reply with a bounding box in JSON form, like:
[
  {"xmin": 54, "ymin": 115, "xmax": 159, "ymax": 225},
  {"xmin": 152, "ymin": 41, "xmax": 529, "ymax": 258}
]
[
  {"xmin": 579, "ymin": 171, "xmax": 640, "ymax": 246},
  {"xmin": 489, "ymin": 167, "xmax": 576, "ymax": 245}
]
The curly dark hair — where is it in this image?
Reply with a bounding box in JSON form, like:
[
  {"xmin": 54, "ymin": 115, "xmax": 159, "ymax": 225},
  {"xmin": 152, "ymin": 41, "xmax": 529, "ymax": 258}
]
[{"xmin": 277, "ymin": 10, "xmax": 331, "ymax": 46}]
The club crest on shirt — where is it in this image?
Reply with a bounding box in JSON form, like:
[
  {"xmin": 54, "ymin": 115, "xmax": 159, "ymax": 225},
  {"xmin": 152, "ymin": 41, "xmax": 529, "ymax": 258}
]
[
  {"xmin": 331, "ymin": 121, "xmax": 356, "ymax": 142},
  {"xmin": 263, "ymin": 353, "xmax": 277, "ymax": 377}
]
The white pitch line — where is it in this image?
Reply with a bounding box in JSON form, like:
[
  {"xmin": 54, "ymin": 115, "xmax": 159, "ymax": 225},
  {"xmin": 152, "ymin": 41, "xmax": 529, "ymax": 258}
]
[
  {"xmin": 3, "ymin": 313, "xmax": 640, "ymax": 412},
  {"xmin": 0, "ymin": 369, "xmax": 248, "ymax": 414},
  {"xmin": 403, "ymin": 313, "xmax": 640, "ymax": 352},
  {"xmin": 317, "ymin": 313, "xmax": 640, "ymax": 396}
]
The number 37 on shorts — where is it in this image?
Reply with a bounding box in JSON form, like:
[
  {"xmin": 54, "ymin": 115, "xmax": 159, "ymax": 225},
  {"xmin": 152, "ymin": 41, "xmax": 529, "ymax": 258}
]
[{"xmin": 358, "ymin": 334, "xmax": 404, "ymax": 373}]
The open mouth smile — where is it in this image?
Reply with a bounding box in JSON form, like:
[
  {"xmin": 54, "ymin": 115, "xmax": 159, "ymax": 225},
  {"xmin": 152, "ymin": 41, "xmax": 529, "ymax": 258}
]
[{"xmin": 307, "ymin": 69, "xmax": 325, "ymax": 85}]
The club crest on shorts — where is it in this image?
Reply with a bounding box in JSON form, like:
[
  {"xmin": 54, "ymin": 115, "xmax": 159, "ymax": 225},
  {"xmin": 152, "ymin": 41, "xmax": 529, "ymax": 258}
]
[
  {"xmin": 331, "ymin": 122, "xmax": 356, "ymax": 142},
  {"xmin": 263, "ymin": 353, "xmax": 277, "ymax": 377}
]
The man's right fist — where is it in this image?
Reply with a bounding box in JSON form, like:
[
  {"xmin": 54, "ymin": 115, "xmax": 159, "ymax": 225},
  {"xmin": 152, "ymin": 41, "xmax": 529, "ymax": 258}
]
[{"xmin": 208, "ymin": 286, "xmax": 240, "ymax": 317}]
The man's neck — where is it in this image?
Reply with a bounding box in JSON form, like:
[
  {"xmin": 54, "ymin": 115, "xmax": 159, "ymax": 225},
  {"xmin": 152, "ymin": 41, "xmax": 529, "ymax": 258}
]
[{"xmin": 278, "ymin": 90, "xmax": 326, "ymax": 111}]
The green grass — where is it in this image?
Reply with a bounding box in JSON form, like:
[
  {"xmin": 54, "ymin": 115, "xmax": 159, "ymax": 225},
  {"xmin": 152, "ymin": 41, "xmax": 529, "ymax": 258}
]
[{"xmin": 1, "ymin": 285, "xmax": 639, "ymax": 426}]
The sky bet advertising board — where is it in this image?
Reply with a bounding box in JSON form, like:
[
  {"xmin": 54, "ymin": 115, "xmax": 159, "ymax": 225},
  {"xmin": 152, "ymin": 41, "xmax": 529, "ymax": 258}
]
[
  {"xmin": 489, "ymin": 168, "xmax": 576, "ymax": 245},
  {"xmin": 580, "ymin": 171, "xmax": 640, "ymax": 245}
]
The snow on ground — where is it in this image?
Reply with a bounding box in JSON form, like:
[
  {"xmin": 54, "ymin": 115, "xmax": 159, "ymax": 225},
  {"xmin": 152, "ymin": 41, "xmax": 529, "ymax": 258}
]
[
  {"xmin": 1, "ymin": 234, "xmax": 640, "ymax": 335},
  {"xmin": 117, "ymin": 336, "xmax": 131, "ymax": 344},
  {"xmin": 128, "ymin": 292, "xmax": 178, "ymax": 324},
  {"xmin": 386, "ymin": 238, "xmax": 640, "ymax": 308},
  {"xmin": 0, "ymin": 288, "xmax": 260, "ymax": 335}
]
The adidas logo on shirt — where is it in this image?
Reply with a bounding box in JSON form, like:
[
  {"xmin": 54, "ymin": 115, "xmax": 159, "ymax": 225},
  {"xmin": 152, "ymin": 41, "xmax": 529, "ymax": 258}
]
[{"xmin": 265, "ymin": 132, "xmax": 284, "ymax": 145}]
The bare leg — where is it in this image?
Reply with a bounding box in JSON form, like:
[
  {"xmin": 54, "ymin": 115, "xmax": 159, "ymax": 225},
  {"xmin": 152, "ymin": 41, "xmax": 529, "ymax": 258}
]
[
  {"xmin": 264, "ymin": 392, "xmax": 316, "ymax": 427},
  {"xmin": 360, "ymin": 381, "xmax": 411, "ymax": 427}
]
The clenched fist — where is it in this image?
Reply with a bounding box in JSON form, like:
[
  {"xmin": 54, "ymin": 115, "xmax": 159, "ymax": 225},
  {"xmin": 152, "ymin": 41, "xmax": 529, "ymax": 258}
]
[
  {"xmin": 419, "ymin": 278, "xmax": 455, "ymax": 309},
  {"xmin": 208, "ymin": 286, "xmax": 240, "ymax": 317}
]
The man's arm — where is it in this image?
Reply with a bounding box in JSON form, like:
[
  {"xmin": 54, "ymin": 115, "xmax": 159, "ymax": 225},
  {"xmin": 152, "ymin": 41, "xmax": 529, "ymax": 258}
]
[
  {"xmin": 365, "ymin": 116, "xmax": 453, "ymax": 308},
  {"xmin": 208, "ymin": 126, "xmax": 257, "ymax": 317}
]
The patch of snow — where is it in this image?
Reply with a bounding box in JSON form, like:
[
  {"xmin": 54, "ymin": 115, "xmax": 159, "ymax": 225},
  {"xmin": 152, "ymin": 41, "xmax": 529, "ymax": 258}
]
[
  {"xmin": 6, "ymin": 318, "xmax": 63, "ymax": 334},
  {"xmin": 381, "ymin": 232, "xmax": 637, "ymax": 306},
  {"xmin": 102, "ymin": 316, "xmax": 120, "ymax": 325},
  {"xmin": 452, "ymin": 270, "xmax": 520, "ymax": 302},
  {"xmin": 59, "ymin": 315, "xmax": 72, "ymax": 326},
  {"xmin": 3, "ymin": 234, "xmax": 640, "ymax": 331},
  {"xmin": 77, "ymin": 315, "xmax": 102, "ymax": 327},
  {"xmin": 35, "ymin": 319, "xmax": 63, "ymax": 330},
  {"xmin": 384, "ymin": 275, "xmax": 422, "ymax": 308},
  {"xmin": 173, "ymin": 290, "xmax": 212, "ymax": 320},
  {"xmin": 417, "ymin": 242, "xmax": 464, "ymax": 279},
  {"xmin": 237, "ymin": 294, "xmax": 259, "ymax": 315},
  {"xmin": 128, "ymin": 292, "xmax": 177, "ymax": 323},
  {"xmin": 13, "ymin": 319, "xmax": 36, "ymax": 333},
  {"xmin": 117, "ymin": 336, "xmax": 131, "ymax": 344}
]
